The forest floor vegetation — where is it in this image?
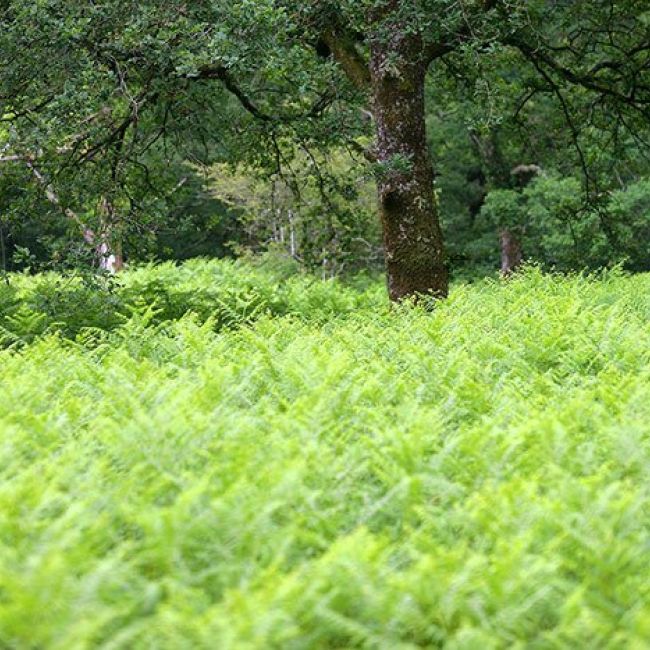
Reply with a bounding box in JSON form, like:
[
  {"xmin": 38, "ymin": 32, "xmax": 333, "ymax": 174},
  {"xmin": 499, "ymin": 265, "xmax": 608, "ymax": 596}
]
[{"xmin": 1, "ymin": 260, "xmax": 649, "ymax": 648}]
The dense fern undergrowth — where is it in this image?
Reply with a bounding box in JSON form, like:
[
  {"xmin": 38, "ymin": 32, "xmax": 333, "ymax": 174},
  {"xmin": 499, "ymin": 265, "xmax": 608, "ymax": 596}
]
[{"xmin": 1, "ymin": 259, "xmax": 649, "ymax": 648}]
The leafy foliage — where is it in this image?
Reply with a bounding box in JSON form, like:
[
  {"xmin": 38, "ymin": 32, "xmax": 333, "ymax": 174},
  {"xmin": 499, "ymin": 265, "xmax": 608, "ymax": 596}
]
[
  {"xmin": 480, "ymin": 175, "xmax": 650, "ymax": 272},
  {"xmin": 1, "ymin": 261, "xmax": 649, "ymax": 647},
  {"xmin": 3, "ymin": 0, "xmax": 650, "ymax": 290},
  {"xmin": 0, "ymin": 258, "xmax": 381, "ymax": 346}
]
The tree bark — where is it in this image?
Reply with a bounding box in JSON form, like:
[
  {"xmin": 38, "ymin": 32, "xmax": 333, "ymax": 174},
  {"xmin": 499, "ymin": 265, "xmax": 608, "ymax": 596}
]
[
  {"xmin": 499, "ymin": 228, "xmax": 523, "ymax": 276},
  {"xmin": 369, "ymin": 32, "xmax": 448, "ymax": 301},
  {"xmin": 98, "ymin": 196, "xmax": 124, "ymax": 273},
  {"xmin": 498, "ymin": 164, "xmax": 540, "ymax": 276}
]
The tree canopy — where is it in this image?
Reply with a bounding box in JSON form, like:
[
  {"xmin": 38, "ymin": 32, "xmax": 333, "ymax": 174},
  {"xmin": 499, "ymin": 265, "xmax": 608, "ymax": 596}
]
[{"xmin": 2, "ymin": 1, "xmax": 650, "ymax": 295}]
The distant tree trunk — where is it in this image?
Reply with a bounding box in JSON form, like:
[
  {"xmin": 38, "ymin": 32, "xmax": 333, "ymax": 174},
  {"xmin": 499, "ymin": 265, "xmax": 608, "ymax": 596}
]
[
  {"xmin": 0, "ymin": 219, "xmax": 7, "ymax": 277},
  {"xmin": 466, "ymin": 166, "xmax": 487, "ymax": 227},
  {"xmin": 113, "ymin": 239, "xmax": 124, "ymax": 272},
  {"xmin": 369, "ymin": 34, "xmax": 448, "ymax": 301},
  {"xmin": 499, "ymin": 228, "xmax": 523, "ymax": 276},
  {"xmin": 98, "ymin": 239, "xmax": 124, "ymax": 273},
  {"xmin": 498, "ymin": 164, "xmax": 540, "ymax": 276},
  {"xmin": 98, "ymin": 196, "xmax": 124, "ymax": 273},
  {"xmin": 287, "ymin": 209, "xmax": 297, "ymax": 259}
]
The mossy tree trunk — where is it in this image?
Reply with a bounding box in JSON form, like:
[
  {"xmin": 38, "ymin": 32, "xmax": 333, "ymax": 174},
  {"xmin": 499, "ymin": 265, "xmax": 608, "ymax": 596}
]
[{"xmin": 369, "ymin": 35, "xmax": 448, "ymax": 301}]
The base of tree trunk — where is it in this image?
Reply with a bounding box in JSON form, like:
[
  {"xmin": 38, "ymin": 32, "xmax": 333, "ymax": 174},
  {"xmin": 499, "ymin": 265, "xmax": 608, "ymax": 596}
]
[
  {"xmin": 500, "ymin": 228, "xmax": 523, "ymax": 276},
  {"xmin": 386, "ymin": 261, "xmax": 448, "ymax": 302}
]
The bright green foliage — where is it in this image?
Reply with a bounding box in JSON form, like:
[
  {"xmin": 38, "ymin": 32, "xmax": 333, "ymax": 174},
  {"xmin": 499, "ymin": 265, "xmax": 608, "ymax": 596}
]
[
  {"xmin": 1, "ymin": 262, "xmax": 649, "ymax": 647},
  {"xmin": 0, "ymin": 258, "xmax": 381, "ymax": 346},
  {"xmin": 480, "ymin": 176, "xmax": 650, "ymax": 272},
  {"xmin": 4, "ymin": 0, "xmax": 650, "ymax": 284}
]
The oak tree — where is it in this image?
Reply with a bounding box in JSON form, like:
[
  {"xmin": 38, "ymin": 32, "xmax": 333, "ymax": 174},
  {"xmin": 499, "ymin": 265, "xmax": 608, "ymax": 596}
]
[{"xmin": 2, "ymin": 1, "xmax": 650, "ymax": 298}]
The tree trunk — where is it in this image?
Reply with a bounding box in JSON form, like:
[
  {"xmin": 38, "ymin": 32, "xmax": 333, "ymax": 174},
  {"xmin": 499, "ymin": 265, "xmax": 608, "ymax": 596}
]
[
  {"xmin": 98, "ymin": 196, "xmax": 124, "ymax": 273},
  {"xmin": 369, "ymin": 35, "xmax": 448, "ymax": 301},
  {"xmin": 499, "ymin": 228, "xmax": 523, "ymax": 276},
  {"xmin": 98, "ymin": 239, "xmax": 124, "ymax": 273}
]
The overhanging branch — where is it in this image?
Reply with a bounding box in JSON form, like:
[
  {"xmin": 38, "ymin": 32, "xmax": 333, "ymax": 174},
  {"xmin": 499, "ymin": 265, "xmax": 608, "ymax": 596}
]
[
  {"xmin": 190, "ymin": 64, "xmax": 336, "ymax": 123},
  {"xmin": 511, "ymin": 39, "xmax": 650, "ymax": 116},
  {"xmin": 320, "ymin": 29, "xmax": 371, "ymax": 91},
  {"xmin": 192, "ymin": 65, "xmax": 273, "ymax": 121}
]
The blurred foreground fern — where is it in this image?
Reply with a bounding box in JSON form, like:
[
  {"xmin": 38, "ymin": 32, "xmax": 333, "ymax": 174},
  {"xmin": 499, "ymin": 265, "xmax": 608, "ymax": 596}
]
[{"xmin": 0, "ymin": 261, "xmax": 649, "ymax": 648}]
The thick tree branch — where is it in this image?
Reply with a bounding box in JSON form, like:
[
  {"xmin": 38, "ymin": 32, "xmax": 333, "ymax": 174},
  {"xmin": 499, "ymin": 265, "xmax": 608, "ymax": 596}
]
[
  {"xmin": 0, "ymin": 155, "xmax": 26, "ymax": 163},
  {"xmin": 25, "ymin": 160, "xmax": 93, "ymax": 241},
  {"xmin": 320, "ymin": 30, "xmax": 371, "ymax": 91}
]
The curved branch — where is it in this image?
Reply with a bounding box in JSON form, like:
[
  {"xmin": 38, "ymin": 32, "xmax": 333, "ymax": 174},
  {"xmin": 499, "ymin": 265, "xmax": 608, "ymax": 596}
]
[
  {"xmin": 190, "ymin": 65, "xmax": 336, "ymax": 122},
  {"xmin": 192, "ymin": 65, "xmax": 273, "ymax": 121},
  {"xmin": 511, "ymin": 38, "xmax": 650, "ymax": 115},
  {"xmin": 320, "ymin": 29, "xmax": 371, "ymax": 91}
]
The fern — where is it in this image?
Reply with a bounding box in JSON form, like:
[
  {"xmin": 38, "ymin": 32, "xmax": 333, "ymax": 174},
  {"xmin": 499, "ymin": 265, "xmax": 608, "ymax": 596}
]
[{"xmin": 0, "ymin": 261, "xmax": 649, "ymax": 648}]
